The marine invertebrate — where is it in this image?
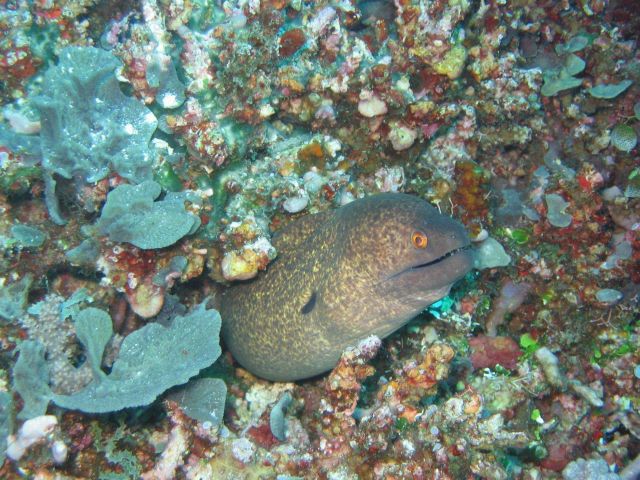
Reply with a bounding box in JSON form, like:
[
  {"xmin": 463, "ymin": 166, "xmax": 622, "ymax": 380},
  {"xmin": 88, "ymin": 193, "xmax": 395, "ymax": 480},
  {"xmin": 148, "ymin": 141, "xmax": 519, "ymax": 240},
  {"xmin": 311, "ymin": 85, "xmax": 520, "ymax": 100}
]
[
  {"xmin": 221, "ymin": 193, "xmax": 472, "ymax": 381},
  {"xmin": 611, "ymin": 123, "xmax": 637, "ymax": 152},
  {"xmin": 96, "ymin": 180, "xmax": 201, "ymax": 250},
  {"xmin": 0, "ymin": 274, "xmax": 32, "ymax": 321},
  {"xmin": 545, "ymin": 193, "xmax": 573, "ymax": 228},
  {"xmin": 485, "ymin": 281, "xmax": 532, "ymax": 335},
  {"xmin": 562, "ymin": 458, "xmax": 620, "ymax": 480},
  {"xmin": 17, "ymin": 293, "xmax": 93, "ymax": 398},
  {"xmin": 35, "ymin": 46, "xmax": 157, "ymax": 184},
  {"xmin": 0, "ymin": 39, "xmax": 40, "ymax": 99},
  {"xmin": 279, "ymin": 28, "xmax": 306, "ymax": 58},
  {"xmin": 10, "ymin": 224, "xmax": 46, "ymax": 248},
  {"xmin": 469, "ymin": 336, "xmax": 522, "ymax": 370},
  {"xmin": 5, "ymin": 415, "xmax": 59, "ymax": 461},
  {"xmin": 14, "ymin": 301, "xmax": 223, "ymax": 414},
  {"xmin": 6, "ymin": 46, "xmax": 160, "ymax": 224},
  {"xmin": 540, "ymin": 53, "xmax": 585, "ymax": 97}
]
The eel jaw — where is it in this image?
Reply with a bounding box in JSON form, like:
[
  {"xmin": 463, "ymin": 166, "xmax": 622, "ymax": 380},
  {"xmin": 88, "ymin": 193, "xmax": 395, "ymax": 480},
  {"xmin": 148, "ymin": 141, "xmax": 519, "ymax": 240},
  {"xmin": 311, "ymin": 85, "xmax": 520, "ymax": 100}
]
[
  {"xmin": 409, "ymin": 243, "xmax": 472, "ymax": 271},
  {"xmin": 382, "ymin": 243, "xmax": 473, "ymax": 283}
]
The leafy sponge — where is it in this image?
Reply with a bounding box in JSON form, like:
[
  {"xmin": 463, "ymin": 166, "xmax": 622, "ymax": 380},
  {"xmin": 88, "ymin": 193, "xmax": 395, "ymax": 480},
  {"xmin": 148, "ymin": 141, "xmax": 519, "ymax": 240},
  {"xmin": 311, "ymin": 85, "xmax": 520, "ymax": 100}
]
[
  {"xmin": 14, "ymin": 302, "xmax": 222, "ymax": 414},
  {"xmin": 96, "ymin": 180, "xmax": 200, "ymax": 249},
  {"xmin": 35, "ymin": 46, "xmax": 157, "ymax": 184}
]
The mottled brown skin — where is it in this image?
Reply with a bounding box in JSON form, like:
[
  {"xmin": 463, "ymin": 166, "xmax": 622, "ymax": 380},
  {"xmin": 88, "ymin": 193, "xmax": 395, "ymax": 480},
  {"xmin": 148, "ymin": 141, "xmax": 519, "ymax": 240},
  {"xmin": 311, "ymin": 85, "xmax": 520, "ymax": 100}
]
[{"xmin": 220, "ymin": 193, "xmax": 473, "ymax": 381}]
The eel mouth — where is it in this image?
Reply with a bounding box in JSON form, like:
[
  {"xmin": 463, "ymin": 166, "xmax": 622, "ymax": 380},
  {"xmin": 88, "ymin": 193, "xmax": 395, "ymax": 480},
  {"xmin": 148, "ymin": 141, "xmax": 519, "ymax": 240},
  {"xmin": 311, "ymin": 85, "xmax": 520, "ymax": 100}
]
[
  {"xmin": 410, "ymin": 243, "xmax": 472, "ymax": 271},
  {"xmin": 382, "ymin": 243, "xmax": 473, "ymax": 283}
]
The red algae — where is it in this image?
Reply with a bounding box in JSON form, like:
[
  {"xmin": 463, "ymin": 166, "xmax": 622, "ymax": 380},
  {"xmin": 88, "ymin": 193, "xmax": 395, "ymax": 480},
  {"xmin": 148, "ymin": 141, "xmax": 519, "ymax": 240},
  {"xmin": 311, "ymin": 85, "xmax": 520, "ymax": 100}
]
[
  {"xmin": 469, "ymin": 336, "xmax": 522, "ymax": 371},
  {"xmin": 279, "ymin": 28, "xmax": 306, "ymax": 58}
]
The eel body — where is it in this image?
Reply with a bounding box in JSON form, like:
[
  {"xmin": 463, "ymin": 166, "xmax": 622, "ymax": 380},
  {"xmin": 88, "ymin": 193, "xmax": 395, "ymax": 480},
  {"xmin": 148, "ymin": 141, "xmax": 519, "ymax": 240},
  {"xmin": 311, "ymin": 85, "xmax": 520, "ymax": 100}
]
[{"xmin": 220, "ymin": 193, "xmax": 473, "ymax": 381}]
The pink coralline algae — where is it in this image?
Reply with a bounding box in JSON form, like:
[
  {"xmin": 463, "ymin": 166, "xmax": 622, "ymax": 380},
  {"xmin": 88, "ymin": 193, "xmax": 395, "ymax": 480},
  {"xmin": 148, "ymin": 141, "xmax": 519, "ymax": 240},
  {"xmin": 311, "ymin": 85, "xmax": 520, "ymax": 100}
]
[{"xmin": 469, "ymin": 335, "xmax": 523, "ymax": 371}]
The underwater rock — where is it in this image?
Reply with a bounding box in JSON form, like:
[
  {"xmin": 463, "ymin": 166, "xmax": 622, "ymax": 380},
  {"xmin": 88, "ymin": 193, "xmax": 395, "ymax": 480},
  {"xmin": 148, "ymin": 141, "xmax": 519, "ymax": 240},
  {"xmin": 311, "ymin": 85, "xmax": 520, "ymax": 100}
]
[{"xmin": 358, "ymin": 90, "xmax": 387, "ymax": 117}]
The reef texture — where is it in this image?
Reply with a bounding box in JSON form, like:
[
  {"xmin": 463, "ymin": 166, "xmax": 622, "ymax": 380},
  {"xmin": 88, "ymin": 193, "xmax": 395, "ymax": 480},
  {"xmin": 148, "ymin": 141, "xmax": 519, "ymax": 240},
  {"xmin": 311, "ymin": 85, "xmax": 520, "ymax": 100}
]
[{"xmin": 0, "ymin": 0, "xmax": 639, "ymax": 479}]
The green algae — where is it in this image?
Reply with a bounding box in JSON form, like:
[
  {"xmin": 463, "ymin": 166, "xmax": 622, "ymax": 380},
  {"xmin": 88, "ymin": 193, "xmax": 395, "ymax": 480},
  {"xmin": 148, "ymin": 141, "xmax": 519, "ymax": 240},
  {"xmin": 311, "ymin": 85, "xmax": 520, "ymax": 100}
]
[
  {"xmin": 90, "ymin": 422, "xmax": 142, "ymax": 480},
  {"xmin": 13, "ymin": 341, "xmax": 51, "ymax": 420},
  {"xmin": 626, "ymin": 168, "xmax": 640, "ymax": 198},
  {"xmin": 13, "ymin": 301, "xmax": 224, "ymax": 417},
  {"xmin": 167, "ymin": 377, "xmax": 227, "ymax": 427},
  {"xmin": 504, "ymin": 227, "xmax": 530, "ymax": 245},
  {"xmin": 473, "ymin": 237, "xmax": 512, "ymax": 269},
  {"xmin": 74, "ymin": 308, "xmax": 112, "ymax": 381},
  {"xmin": 154, "ymin": 162, "xmax": 184, "ymax": 192},
  {"xmin": 0, "ymin": 392, "xmax": 11, "ymax": 465},
  {"xmin": 519, "ymin": 333, "xmax": 541, "ymax": 357},
  {"xmin": 541, "ymin": 75, "xmax": 583, "ymax": 97},
  {"xmin": 52, "ymin": 303, "xmax": 222, "ymax": 413}
]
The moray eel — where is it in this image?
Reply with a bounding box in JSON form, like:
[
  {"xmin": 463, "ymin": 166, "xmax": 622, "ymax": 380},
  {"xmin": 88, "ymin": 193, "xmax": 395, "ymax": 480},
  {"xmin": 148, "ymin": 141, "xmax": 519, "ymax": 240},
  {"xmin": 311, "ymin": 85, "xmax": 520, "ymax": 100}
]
[{"xmin": 220, "ymin": 193, "xmax": 473, "ymax": 381}]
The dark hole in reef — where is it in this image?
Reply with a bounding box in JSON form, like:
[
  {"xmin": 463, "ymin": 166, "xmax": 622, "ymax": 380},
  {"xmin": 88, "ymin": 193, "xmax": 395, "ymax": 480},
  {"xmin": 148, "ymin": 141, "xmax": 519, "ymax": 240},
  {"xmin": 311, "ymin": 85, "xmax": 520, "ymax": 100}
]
[
  {"xmin": 69, "ymin": 348, "xmax": 88, "ymax": 369},
  {"xmin": 77, "ymin": 0, "xmax": 144, "ymax": 43}
]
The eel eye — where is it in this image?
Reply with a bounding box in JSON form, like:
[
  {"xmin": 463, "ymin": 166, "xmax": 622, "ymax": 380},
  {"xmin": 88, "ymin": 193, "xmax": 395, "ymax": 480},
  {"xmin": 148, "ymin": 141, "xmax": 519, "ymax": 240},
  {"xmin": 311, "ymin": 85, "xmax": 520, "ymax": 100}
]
[{"xmin": 411, "ymin": 231, "xmax": 428, "ymax": 249}]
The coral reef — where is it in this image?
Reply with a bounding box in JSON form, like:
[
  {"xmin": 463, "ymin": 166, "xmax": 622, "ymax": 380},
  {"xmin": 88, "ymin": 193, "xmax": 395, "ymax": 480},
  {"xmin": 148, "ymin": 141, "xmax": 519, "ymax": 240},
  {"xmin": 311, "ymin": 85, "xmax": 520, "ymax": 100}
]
[{"xmin": 0, "ymin": 0, "xmax": 638, "ymax": 478}]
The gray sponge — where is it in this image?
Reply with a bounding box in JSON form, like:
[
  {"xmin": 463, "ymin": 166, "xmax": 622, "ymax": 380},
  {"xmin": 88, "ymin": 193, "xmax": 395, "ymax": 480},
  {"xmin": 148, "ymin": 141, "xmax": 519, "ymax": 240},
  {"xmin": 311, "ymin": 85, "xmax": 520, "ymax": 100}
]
[
  {"xmin": 13, "ymin": 302, "xmax": 223, "ymax": 415},
  {"xmin": 35, "ymin": 46, "xmax": 157, "ymax": 184},
  {"xmin": 96, "ymin": 180, "xmax": 200, "ymax": 249}
]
